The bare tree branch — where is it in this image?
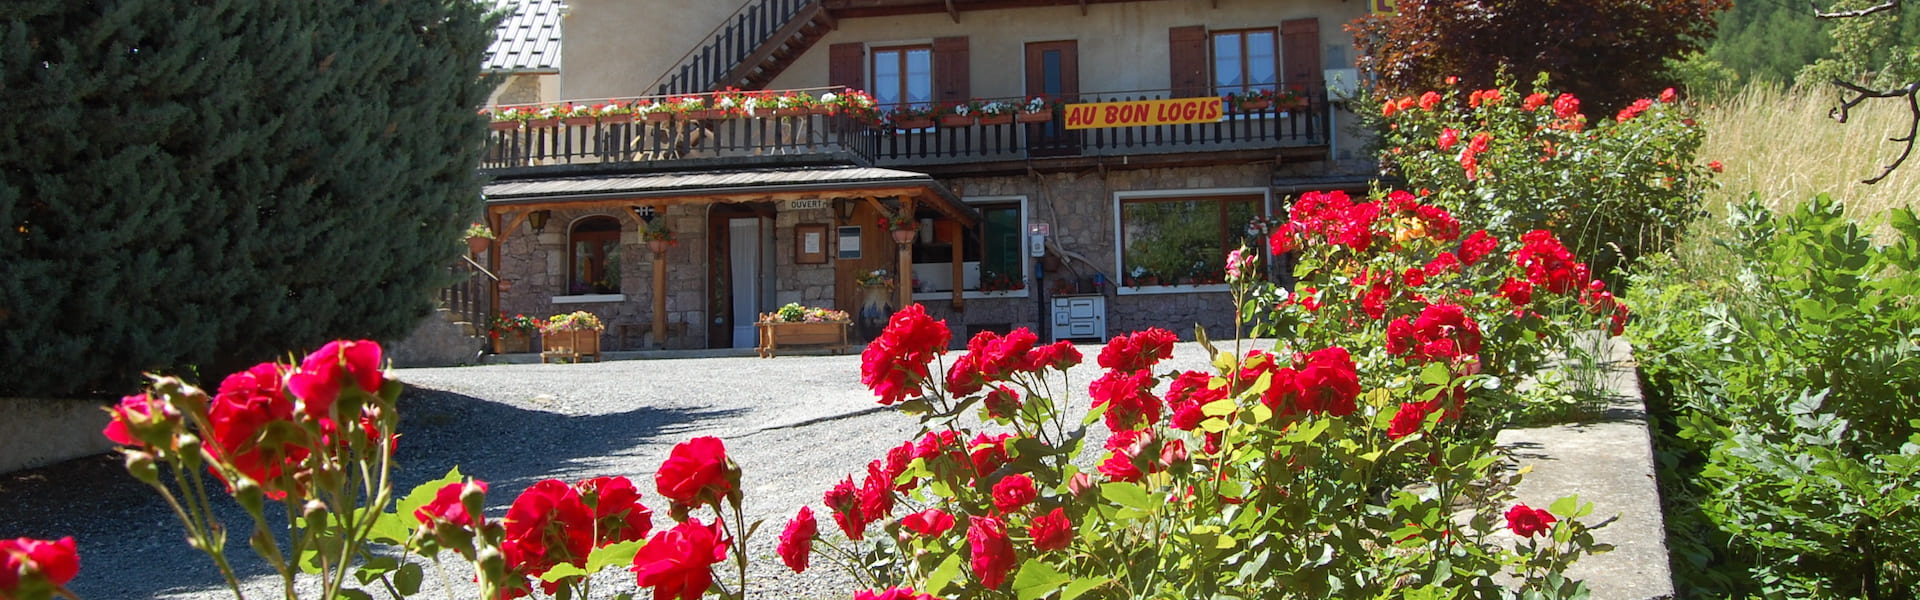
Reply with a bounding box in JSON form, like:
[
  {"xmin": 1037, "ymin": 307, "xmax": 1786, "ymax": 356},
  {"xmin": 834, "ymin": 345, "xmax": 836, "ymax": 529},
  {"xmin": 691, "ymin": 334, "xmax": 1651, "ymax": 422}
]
[
  {"xmin": 1828, "ymin": 79, "xmax": 1920, "ymax": 184},
  {"xmin": 1812, "ymin": 0, "xmax": 1902, "ymax": 19}
]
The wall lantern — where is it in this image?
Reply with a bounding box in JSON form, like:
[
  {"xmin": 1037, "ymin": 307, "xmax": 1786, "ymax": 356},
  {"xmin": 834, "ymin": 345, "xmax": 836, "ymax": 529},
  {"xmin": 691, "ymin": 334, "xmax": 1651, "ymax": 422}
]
[{"xmin": 527, "ymin": 209, "xmax": 551, "ymax": 234}]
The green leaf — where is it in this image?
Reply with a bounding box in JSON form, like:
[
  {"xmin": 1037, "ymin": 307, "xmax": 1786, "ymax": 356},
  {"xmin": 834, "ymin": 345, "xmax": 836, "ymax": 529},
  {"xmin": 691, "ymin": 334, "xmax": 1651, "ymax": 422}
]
[
  {"xmin": 539, "ymin": 562, "xmax": 590, "ymax": 583},
  {"xmin": 1199, "ymin": 417, "xmax": 1231, "ymax": 433},
  {"xmin": 1012, "ymin": 559, "xmax": 1072, "ymax": 600},
  {"xmin": 923, "ymin": 552, "xmax": 963, "ymax": 595},
  {"xmin": 1420, "ymin": 362, "xmax": 1452, "ymax": 386},
  {"xmin": 395, "ymin": 563, "xmax": 424, "ymax": 596},
  {"xmin": 1101, "ymin": 482, "xmax": 1154, "ymax": 511},
  {"xmin": 1548, "ymin": 495, "xmax": 1580, "ymax": 518},
  {"xmin": 335, "ymin": 589, "xmax": 373, "ymax": 600},
  {"xmin": 1062, "ymin": 576, "xmax": 1110, "ymax": 600},
  {"xmin": 585, "ymin": 539, "xmax": 645, "ymax": 573},
  {"xmin": 1201, "ymin": 398, "xmax": 1237, "ymax": 417}
]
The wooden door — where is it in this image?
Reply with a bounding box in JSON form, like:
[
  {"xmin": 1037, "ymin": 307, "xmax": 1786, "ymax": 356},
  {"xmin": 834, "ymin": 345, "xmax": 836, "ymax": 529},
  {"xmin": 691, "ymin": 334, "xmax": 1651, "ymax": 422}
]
[
  {"xmin": 706, "ymin": 203, "xmax": 775, "ymax": 348},
  {"xmin": 1025, "ymin": 40, "xmax": 1079, "ymax": 157}
]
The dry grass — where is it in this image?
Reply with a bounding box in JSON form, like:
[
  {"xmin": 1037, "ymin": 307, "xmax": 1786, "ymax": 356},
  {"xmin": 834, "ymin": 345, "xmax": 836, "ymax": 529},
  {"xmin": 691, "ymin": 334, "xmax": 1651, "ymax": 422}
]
[{"xmin": 1698, "ymin": 82, "xmax": 1919, "ymax": 224}]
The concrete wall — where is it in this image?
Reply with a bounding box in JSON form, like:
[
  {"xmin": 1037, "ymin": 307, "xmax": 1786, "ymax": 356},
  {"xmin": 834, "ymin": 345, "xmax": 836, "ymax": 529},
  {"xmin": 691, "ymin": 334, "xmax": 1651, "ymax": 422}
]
[
  {"xmin": 487, "ymin": 73, "xmax": 561, "ymax": 107},
  {"xmin": 0, "ymin": 397, "xmax": 115, "ymax": 475},
  {"xmin": 560, "ymin": 0, "xmax": 751, "ymax": 100}
]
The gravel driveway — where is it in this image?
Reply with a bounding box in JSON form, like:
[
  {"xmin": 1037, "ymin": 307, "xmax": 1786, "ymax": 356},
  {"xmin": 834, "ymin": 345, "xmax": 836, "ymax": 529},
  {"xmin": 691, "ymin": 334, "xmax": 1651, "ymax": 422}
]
[{"xmin": 0, "ymin": 340, "xmax": 1232, "ymax": 599}]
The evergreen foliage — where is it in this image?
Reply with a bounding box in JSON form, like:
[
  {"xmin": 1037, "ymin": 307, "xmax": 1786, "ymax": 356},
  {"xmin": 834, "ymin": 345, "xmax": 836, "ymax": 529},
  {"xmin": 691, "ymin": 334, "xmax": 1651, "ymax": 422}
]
[{"xmin": 0, "ymin": 0, "xmax": 498, "ymax": 397}]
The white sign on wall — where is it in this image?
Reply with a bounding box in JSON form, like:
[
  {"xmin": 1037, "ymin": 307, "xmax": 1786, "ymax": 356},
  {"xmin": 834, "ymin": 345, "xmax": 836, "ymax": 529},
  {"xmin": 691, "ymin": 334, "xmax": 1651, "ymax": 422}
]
[{"xmin": 787, "ymin": 198, "xmax": 827, "ymax": 210}]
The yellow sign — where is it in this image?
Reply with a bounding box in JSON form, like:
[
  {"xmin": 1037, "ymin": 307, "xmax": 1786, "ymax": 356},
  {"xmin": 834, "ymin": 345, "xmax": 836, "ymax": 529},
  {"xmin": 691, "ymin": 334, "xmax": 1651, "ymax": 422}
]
[
  {"xmin": 1372, "ymin": 0, "xmax": 1397, "ymax": 14},
  {"xmin": 1062, "ymin": 97, "xmax": 1224, "ymax": 130}
]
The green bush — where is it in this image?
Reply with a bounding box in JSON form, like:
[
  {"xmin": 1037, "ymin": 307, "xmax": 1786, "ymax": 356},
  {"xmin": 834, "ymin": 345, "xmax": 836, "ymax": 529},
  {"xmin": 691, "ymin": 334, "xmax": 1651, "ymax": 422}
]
[{"xmin": 1627, "ymin": 194, "xmax": 1920, "ymax": 599}]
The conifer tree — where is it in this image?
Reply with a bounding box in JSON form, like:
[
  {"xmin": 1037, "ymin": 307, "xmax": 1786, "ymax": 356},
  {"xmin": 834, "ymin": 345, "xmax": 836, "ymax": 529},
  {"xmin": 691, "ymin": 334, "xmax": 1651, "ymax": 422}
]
[{"xmin": 0, "ymin": 0, "xmax": 497, "ymax": 396}]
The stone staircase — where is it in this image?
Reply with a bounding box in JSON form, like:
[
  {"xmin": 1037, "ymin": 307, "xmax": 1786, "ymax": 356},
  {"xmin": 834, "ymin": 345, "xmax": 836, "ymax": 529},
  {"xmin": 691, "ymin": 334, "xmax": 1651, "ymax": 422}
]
[
  {"xmin": 387, "ymin": 307, "xmax": 487, "ymax": 368},
  {"xmin": 652, "ymin": 0, "xmax": 835, "ymax": 95}
]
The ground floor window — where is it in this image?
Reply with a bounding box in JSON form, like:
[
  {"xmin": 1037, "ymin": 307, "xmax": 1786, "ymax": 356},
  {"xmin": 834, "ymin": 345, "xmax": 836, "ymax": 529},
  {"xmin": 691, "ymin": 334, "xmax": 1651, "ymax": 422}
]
[
  {"xmin": 570, "ymin": 216, "xmax": 622, "ymax": 294},
  {"xmin": 911, "ymin": 197, "xmax": 1028, "ymax": 297},
  {"xmin": 1116, "ymin": 190, "xmax": 1265, "ymax": 289}
]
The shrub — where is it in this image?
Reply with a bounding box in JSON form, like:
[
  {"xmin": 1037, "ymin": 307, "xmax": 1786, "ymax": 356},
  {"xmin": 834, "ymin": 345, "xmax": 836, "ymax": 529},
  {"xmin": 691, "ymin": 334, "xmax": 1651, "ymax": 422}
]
[
  {"xmin": 1627, "ymin": 194, "xmax": 1920, "ymax": 599},
  {"xmin": 1372, "ymin": 74, "xmax": 1715, "ymax": 282}
]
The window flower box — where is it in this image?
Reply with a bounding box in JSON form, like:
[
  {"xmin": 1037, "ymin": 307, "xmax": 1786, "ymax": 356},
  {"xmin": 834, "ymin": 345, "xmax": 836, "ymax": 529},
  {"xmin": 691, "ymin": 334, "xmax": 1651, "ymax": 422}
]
[
  {"xmin": 1015, "ymin": 111, "xmax": 1052, "ymax": 123},
  {"xmin": 938, "ymin": 114, "xmax": 975, "ymax": 127},
  {"xmin": 977, "ymin": 114, "xmax": 1013, "ymax": 126}
]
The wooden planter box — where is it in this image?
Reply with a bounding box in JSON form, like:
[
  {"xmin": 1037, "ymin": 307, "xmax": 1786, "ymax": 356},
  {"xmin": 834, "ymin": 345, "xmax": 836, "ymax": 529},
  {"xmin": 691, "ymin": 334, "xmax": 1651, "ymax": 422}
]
[
  {"xmin": 755, "ymin": 321, "xmax": 850, "ymax": 358},
  {"xmin": 491, "ymin": 331, "xmax": 532, "ymax": 354},
  {"xmin": 540, "ymin": 328, "xmax": 602, "ymax": 362},
  {"xmin": 1015, "ymin": 111, "xmax": 1052, "ymax": 123},
  {"xmin": 938, "ymin": 114, "xmax": 975, "ymax": 127},
  {"xmin": 977, "ymin": 114, "xmax": 1013, "ymax": 126}
]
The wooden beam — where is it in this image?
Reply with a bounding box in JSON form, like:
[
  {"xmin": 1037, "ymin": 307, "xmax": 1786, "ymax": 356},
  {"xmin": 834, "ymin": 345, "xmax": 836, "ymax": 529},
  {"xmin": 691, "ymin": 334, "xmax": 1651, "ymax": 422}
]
[
  {"xmin": 943, "ymin": 0, "xmax": 959, "ymax": 22},
  {"xmin": 943, "ymin": 218, "xmax": 964, "ymax": 311},
  {"xmin": 487, "ymin": 186, "xmax": 940, "ymax": 214},
  {"xmin": 652, "ymin": 250, "xmax": 667, "ymax": 348},
  {"xmin": 487, "ymin": 208, "xmax": 503, "ymax": 326},
  {"xmin": 496, "ymin": 210, "xmax": 531, "ymax": 247}
]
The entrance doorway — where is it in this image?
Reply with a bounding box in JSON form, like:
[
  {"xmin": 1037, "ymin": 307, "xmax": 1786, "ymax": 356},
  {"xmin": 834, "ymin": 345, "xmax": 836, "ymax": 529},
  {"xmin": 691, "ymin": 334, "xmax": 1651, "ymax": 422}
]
[{"xmin": 706, "ymin": 203, "xmax": 776, "ymax": 349}]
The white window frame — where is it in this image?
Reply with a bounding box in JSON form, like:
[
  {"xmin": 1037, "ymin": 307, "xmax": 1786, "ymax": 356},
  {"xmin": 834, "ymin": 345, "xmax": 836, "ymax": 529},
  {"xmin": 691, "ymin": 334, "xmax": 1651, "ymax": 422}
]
[
  {"xmin": 1112, "ymin": 187, "xmax": 1271, "ymax": 296},
  {"xmin": 912, "ymin": 195, "xmax": 1030, "ymax": 301}
]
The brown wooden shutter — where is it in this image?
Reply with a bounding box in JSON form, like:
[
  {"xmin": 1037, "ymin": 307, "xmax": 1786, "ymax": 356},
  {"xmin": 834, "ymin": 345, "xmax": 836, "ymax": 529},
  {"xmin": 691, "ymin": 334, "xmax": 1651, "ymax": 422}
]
[
  {"xmin": 933, "ymin": 36, "xmax": 970, "ymax": 106},
  {"xmin": 1168, "ymin": 25, "xmax": 1208, "ymax": 97},
  {"xmin": 829, "ymin": 42, "xmax": 865, "ymax": 92},
  {"xmin": 1281, "ymin": 19, "xmax": 1322, "ymax": 94}
]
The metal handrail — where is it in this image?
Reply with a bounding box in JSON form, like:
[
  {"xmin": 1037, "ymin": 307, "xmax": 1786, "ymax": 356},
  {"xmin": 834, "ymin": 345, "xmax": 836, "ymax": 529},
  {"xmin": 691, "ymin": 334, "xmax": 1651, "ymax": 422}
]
[{"xmin": 461, "ymin": 254, "xmax": 499, "ymax": 281}]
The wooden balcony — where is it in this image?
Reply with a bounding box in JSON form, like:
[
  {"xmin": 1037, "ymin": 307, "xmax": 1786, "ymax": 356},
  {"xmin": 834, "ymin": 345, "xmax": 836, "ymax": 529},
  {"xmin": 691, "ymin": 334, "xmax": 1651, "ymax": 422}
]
[{"xmin": 479, "ymin": 89, "xmax": 1331, "ymax": 178}]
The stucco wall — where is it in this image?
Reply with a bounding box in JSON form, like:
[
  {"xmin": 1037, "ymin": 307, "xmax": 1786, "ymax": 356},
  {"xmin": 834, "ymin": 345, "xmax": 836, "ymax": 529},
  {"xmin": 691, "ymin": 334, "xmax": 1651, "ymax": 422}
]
[
  {"xmin": 766, "ymin": 0, "xmax": 1365, "ymax": 98},
  {"xmin": 561, "ymin": 0, "xmax": 751, "ymax": 100}
]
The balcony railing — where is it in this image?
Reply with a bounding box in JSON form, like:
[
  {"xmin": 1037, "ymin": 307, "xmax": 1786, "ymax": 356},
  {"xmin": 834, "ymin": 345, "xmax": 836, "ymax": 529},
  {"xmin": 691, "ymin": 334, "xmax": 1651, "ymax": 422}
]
[{"xmin": 480, "ymin": 88, "xmax": 1328, "ymax": 173}]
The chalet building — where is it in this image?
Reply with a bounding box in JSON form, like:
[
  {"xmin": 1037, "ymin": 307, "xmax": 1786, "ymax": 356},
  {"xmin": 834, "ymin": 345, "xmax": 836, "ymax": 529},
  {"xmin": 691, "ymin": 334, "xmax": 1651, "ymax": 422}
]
[{"xmin": 475, "ymin": 0, "xmax": 1377, "ymax": 351}]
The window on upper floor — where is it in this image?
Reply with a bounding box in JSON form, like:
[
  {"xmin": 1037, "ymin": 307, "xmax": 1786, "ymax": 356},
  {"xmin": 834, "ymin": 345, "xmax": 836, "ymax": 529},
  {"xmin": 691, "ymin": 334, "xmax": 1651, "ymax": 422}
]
[
  {"xmin": 872, "ymin": 45, "xmax": 933, "ymax": 111},
  {"xmin": 569, "ymin": 216, "xmax": 622, "ymax": 295},
  {"xmin": 1213, "ymin": 28, "xmax": 1278, "ymax": 97},
  {"xmin": 1116, "ymin": 191, "xmax": 1265, "ymax": 290}
]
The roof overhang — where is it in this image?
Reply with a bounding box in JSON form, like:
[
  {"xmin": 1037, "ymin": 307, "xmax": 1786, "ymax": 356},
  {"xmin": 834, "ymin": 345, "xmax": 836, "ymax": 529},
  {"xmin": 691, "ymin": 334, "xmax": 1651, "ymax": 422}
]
[{"xmin": 482, "ymin": 165, "xmax": 979, "ymax": 225}]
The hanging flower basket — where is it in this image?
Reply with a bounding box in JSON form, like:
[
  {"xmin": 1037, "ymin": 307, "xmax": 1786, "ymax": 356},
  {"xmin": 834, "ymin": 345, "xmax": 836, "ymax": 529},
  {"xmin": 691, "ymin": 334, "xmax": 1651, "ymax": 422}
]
[
  {"xmin": 467, "ymin": 236, "xmax": 490, "ymax": 255},
  {"xmin": 648, "ymin": 240, "xmax": 669, "ymax": 254},
  {"xmin": 891, "ymin": 228, "xmax": 917, "ymax": 244},
  {"xmin": 1015, "ymin": 111, "xmax": 1052, "ymax": 123}
]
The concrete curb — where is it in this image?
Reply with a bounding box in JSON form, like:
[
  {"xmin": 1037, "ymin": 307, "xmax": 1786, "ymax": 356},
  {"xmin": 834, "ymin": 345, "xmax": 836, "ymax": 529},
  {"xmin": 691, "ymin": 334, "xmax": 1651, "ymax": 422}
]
[
  {"xmin": 1496, "ymin": 336, "xmax": 1673, "ymax": 600},
  {"xmin": 0, "ymin": 397, "xmax": 116, "ymax": 475}
]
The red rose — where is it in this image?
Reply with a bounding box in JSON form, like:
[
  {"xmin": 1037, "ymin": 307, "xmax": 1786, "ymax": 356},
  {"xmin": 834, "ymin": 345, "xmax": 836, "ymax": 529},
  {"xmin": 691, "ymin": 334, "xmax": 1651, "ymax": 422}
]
[
  {"xmin": 1553, "ymin": 93, "xmax": 1580, "ymax": 120},
  {"xmin": 655, "ymin": 436, "xmax": 735, "ymax": 508},
  {"xmin": 823, "ymin": 476, "xmax": 868, "ymax": 540},
  {"xmin": 1097, "ymin": 451, "xmax": 1143, "ymax": 482},
  {"xmin": 1029, "ymin": 507, "xmax": 1072, "ymax": 552},
  {"xmin": 777, "ymin": 506, "xmax": 817, "ymax": 573},
  {"xmin": 944, "ymin": 352, "xmax": 986, "ymax": 397},
  {"xmin": 1097, "ymin": 328, "xmax": 1178, "ymax": 372},
  {"xmin": 1418, "ymin": 91, "xmax": 1442, "ymax": 111},
  {"xmin": 502, "ymin": 479, "xmax": 594, "ymax": 577},
  {"xmin": 855, "ymin": 587, "xmax": 939, "ymax": 600},
  {"xmin": 0, "ymin": 536, "xmax": 79, "ymax": 594},
  {"xmin": 1361, "ymin": 281, "xmax": 1392, "ymax": 320},
  {"xmin": 1437, "ymin": 128, "xmax": 1460, "ymax": 151},
  {"xmin": 861, "ymin": 304, "xmax": 950, "ymax": 405},
  {"xmin": 968, "ymin": 433, "xmax": 1013, "ymax": 478},
  {"xmin": 1505, "ymin": 504, "xmax": 1557, "ymax": 537},
  {"xmin": 1457, "ymin": 230, "xmax": 1497, "ymax": 265},
  {"xmin": 206, "ymin": 362, "xmax": 307, "ymax": 499},
  {"xmin": 286, "ymin": 340, "xmax": 383, "ymax": 418},
  {"xmin": 991, "ymin": 474, "xmax": 1038, "ymax": 513},
  {"xmin": 415, "ymin": 480, "xmax": 488, "ymax": 528},
  {"xmin": 1027, "ymin": 340, "xmax": 1083, "ymax": 372},
  {"xmin": 982, "ymin": 385, "xmax": 1022, "ymax": 420},
  {"xmin": 574, "ymin": 476, "xmax": 653, "ymax": 546},
  {"xmin": 1088, "ymin": 369, "xmax": 1162, "ymax": 431},
  {"xmin": 630, "ymin": 520, "xmax": 729, "ymax": 600},
  {"xmin": 1423, "ymin": 252, "xmax": 1461, "ymax": 277},
  {"xmin": 1522, "ymin": 92, "xmax": 1549, "ymax": 111},
  {"xmin": 859, "ymin": 465, "xmax": 896, "ymax": 521},
  {"xmin": 103, "ymin": 392, "xmax": 178, "ymax": 448},
  {"xmin": 901, "ymin": 508, "xmax": 956, "ymax": 537},
  {"xmin": 883, "ymin": 441, "xmax": 919, "ymax": 491},
  {"xmin": 1293, "ymin": 347, "xmax": 1360, "ymax": 416},
  {"xmin": 967, "ymin": 516, "xmax": 1017, "ymax": 589},
  {"xmin": 1498, "ymin": 277, "xmax": 1534, "ymax": 307},
  {"xmin": 1387, "ymin": 403, "xmax": 1431, "ymax": 440}
]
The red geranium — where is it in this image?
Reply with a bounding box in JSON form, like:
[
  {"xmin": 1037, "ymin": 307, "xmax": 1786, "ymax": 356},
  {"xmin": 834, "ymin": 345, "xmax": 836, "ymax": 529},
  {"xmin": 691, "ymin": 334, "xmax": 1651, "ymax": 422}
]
[
  {"xmin": 991, "ymin": 474, "xmax": 1038, "ymax": 513},
  {"xmin": 630, "ymin": 520, "xmax": 729, "ymax": 600},
  {"xmin": 1505, "ymin": 504, "xmax": 1557, "ymax": 537},
  {"xmin": 967, "ymin": 516, "xmax": 1017, "ymax": 589},
  {"xmin": 655, "ymin": 436, "xmax": 735, "ymax": 508},
  {"xmin": 776, "ymin": 506, "xmax": 817, "ymax": 573},
  {"xmin": 1029, "ymin": 507, "xmax": 1073, "ymax": 552}
]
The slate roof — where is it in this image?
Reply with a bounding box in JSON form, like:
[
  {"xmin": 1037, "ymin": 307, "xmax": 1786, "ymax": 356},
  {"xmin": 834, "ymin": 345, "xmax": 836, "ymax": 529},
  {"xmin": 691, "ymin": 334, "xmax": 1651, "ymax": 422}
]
[
  {"xmin": 484, "ymin": 0, "xmax": 563, "ymax": 73},
  {"xmin": 482, "ymin": 165, "xmax": 978, "ymax": 223}
]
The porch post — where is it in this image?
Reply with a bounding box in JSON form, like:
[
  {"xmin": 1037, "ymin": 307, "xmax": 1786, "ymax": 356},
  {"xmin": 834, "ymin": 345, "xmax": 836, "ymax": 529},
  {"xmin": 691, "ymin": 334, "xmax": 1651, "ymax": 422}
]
[
  {"xmin": 896, "ymin": 197, "xmax": 916, "ymax": 309},
  {"xmin": 652, "ymin": 250, "xmax": 667, "ymax": 348}
]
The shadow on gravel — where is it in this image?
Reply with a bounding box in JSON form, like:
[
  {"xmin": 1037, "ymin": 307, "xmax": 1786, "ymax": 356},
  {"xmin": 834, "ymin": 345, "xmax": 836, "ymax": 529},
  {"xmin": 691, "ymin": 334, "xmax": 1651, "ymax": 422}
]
[{"xmin": 0, "ymin": 385, "xmax": 741, "ymax": 599}]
